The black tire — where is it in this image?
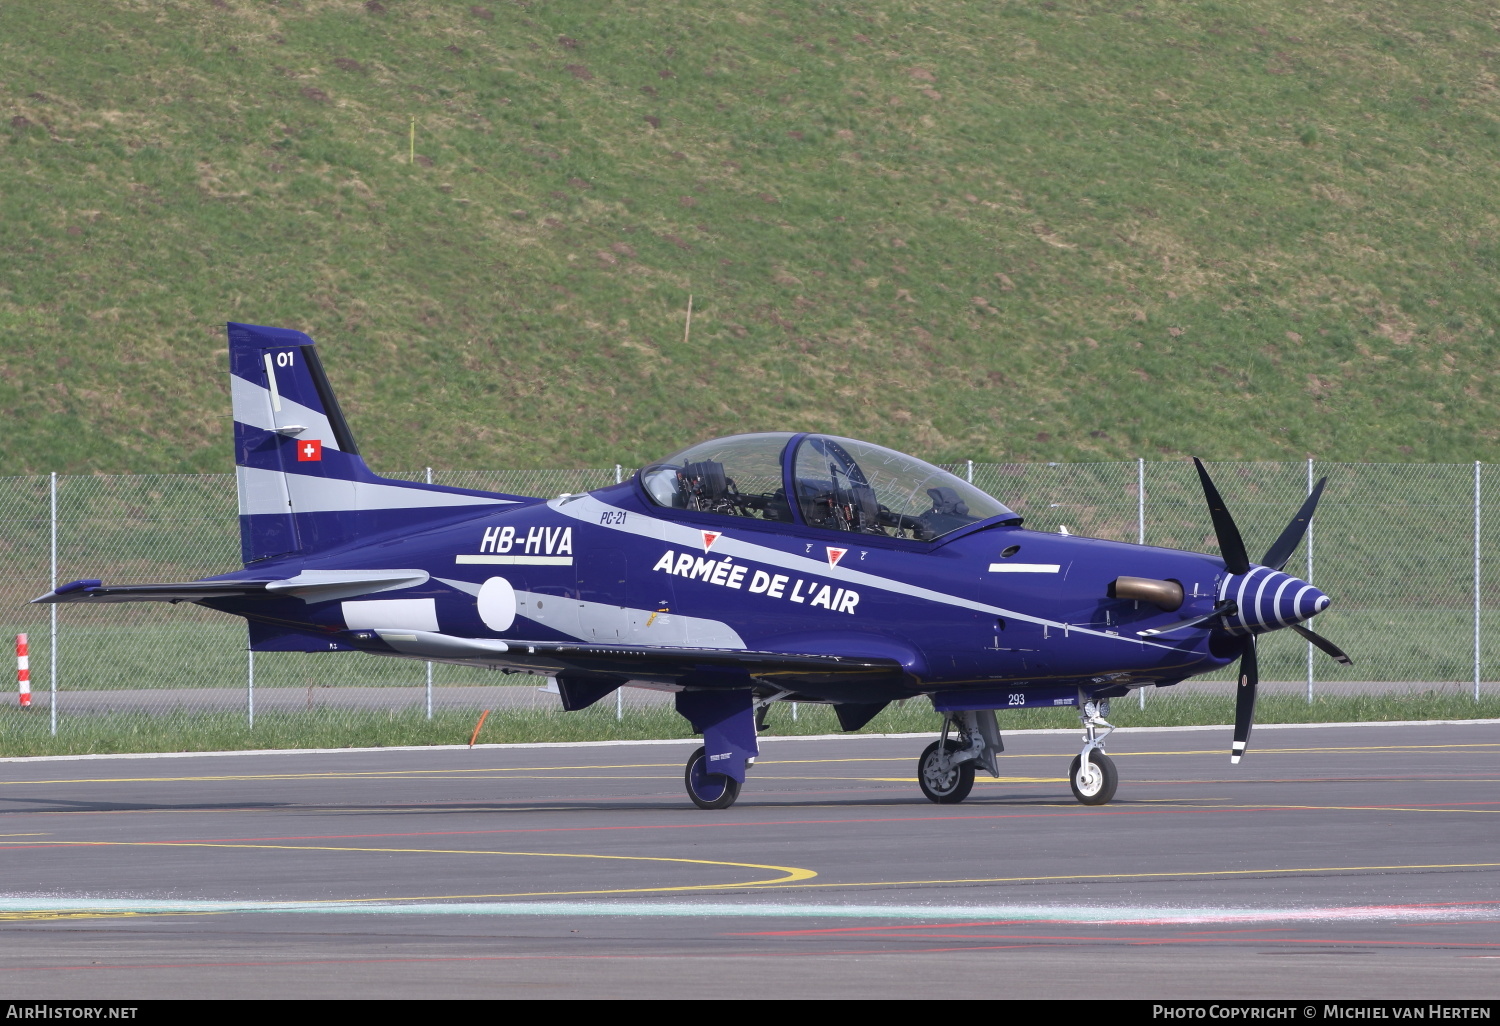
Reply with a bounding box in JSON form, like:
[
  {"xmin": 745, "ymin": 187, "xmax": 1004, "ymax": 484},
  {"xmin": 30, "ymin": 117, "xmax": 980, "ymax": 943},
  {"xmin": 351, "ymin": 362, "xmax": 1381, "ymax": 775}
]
[
  {"xmin": 918, "ymin": 739, "xmax": 976, "ymax": 804},
  {"xmin": 1069, "ymin": 751, "xmax": 1118, "ymax": 806},
  {"xmin": 684, "ymin": 745, "xmax": 742, "ymax": 810}
]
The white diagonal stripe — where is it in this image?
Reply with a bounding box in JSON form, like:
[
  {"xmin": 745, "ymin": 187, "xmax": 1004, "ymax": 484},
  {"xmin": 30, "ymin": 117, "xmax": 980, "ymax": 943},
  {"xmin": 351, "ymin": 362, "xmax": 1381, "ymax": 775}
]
[
  {"xmin": 231, "ymin": 373, "xmax": 342, "ymax": 450},
  {"xmin": 547, "ymin": 495, "xmax": 1179, "ymax": 651}
]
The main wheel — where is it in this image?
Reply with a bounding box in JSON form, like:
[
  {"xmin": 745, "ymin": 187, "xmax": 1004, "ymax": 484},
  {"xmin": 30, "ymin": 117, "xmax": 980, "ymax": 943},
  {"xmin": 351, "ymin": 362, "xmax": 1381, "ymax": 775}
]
[
  {"xmin": 918, "ymin": 739, "xmax": 975, "ymax": 804},
  {"xmin": 684, "ymin": 746, "xmax": 742, "ymax": 810},
  {"xmin": 1069, "ymin": 751, "xmax": 1118, "ymax": 806}
]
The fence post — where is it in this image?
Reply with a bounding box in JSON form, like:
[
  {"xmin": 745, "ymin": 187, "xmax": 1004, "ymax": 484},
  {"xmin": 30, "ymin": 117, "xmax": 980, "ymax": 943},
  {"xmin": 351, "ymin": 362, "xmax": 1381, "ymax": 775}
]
[
  {"xmin": 616, "ymin": 687, "xmax": 623, "ymax": 722},
  {"xmin": 247, "ymin": 647, "xmax": 255, "ymax": 729},
  {"xmin": 1307, "ymin": 458, "xmax": 1315, "ymax": 705},
  {"xmin": 49, "ymin": 471, "xmax": 57, "ymax": 737},
  {"xmin": 1136, "ymin": 458, "xmax": 1144, "ymax": 545},
  {"xmin": 1476, "ymin": 461, "xmax": 1482, "ymax": 702},
  {"xmin": 615, "ymin": 464, "xmax": 623, "ymax": 485},
  {"xmin": 1138, "ymin": 458, "xmax": 1146, "ymax": 709},
  {"xmin": 966, "ymin": 460, "xmax": 974, "ymax": 484},
  {"xmin": 425, "ymin": 466, "xmax": 434, "ymax": 719}
]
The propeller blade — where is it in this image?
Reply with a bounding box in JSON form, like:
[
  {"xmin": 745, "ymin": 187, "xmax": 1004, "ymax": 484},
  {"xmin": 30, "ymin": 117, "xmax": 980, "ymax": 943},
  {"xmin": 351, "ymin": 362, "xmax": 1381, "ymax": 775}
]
[
  {"xmin": 1289, "ymin": 622, "xmax": 1353, "ymax": 666},
  {"xmin": 1261, "ymin": 477, "xmax": 1328, "ymax": 572},
  {"xmin": 1193, "ymin": 458, "xmax": 1251, "ymax": 575},
  {"xmin": 1136, "ymin": 599, "xmax": 1237, "ymax": 637},
  {"xmin": 1230, "ymin": 636, "xmax": 1259, "ymax": 764}
]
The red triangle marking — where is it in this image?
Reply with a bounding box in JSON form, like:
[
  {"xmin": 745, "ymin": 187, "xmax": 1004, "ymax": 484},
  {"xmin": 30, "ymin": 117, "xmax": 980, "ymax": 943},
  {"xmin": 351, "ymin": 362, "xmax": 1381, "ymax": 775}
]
[
  {"xmin": 826, "ymin": 547, "xmax": 847, "ymax": 567},
  {"xmin": 702, "ymin": 531, "xmax": 722, "ymax": 552}
]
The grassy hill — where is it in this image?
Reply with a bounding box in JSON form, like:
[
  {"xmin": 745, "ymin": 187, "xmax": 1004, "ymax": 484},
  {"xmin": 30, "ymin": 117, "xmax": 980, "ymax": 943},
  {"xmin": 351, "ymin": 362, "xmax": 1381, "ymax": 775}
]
[{"xmin": 3, "ymin": 0, "xmax": 1498, "ymax": 474}]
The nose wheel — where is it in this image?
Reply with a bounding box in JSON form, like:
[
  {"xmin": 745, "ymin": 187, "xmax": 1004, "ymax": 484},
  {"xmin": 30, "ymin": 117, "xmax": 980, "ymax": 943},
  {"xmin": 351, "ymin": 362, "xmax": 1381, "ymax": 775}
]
[
  {"xmin": 1070, "ymin": 696, "xmax": 1119, "ymax": 805},
  {"xmin": 684, "ymin": 745, "xmax": 742, "ymax": 810},
  {"xmin": 1069, "ymin": 751, "xmax": 1118, "ymax": 805}
]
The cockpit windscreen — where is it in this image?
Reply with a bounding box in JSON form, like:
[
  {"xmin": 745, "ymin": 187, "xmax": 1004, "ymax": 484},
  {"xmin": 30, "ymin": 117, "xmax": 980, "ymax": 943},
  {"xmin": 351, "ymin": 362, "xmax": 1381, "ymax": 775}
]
[
  {"xmin": 641, "ymin": 432, "xmax": 1017, "ymax": 541},
  {"xmin": 793, "ymin": 434, "xmax": 1017, "ymax": 541}
]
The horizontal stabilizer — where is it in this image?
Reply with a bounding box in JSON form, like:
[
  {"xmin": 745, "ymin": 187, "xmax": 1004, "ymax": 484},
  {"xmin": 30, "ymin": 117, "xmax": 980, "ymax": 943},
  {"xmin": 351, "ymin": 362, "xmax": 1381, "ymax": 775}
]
[
  {"xmin": 35, "ymin": 569, "xmax": 430, "ymax": 605},
  {"xmin": 32, "ymin": 580, "xmax": 272, "ymax": 604}
]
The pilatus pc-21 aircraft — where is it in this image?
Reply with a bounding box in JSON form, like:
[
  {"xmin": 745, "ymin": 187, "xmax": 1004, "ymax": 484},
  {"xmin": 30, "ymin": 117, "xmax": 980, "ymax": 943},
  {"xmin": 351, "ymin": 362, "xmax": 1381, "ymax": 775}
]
[{"xmin": 36, "ymin": 323, "xmax": 1352, "ymax": 810}]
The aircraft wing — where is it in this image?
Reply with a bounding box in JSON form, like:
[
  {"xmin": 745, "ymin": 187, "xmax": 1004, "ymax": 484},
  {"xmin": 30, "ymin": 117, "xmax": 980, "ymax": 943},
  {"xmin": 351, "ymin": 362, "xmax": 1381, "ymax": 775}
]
[{"xmin": 345, "ymin": 627, "xmax": 905, "ymax": 692}]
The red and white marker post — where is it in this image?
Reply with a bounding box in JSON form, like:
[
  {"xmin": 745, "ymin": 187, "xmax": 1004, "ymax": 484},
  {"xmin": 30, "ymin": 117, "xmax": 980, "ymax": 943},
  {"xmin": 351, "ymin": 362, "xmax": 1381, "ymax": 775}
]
[{"xmin": 16, "ymin": 633, "xmax": 31, "ymax": 708}]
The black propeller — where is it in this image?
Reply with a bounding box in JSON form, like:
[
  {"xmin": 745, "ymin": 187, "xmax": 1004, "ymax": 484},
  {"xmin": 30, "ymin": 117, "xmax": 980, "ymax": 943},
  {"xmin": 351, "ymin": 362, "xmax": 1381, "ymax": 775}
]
[
  {"xmin": 1137, "ymin": 600, "xmax": 1237, "ymax": 638},
  {"xmin": 1192, "ymin": 458, "xmax": 1251, "ymax": 575},
  {"xmin": 1231, "ymin": 636, "xmax": 1258, "ymax": 765},
  {"xmin": 1289, "ymin": 623, "xmax": 1353, "ymax": 666},
  {"xmin": 1190, "ymin": 459, "xmax": 1348, "ymax": 764},
  {"xmin": 1261, "ymin": 477, "xmax": 1328, "ymax": 572}
]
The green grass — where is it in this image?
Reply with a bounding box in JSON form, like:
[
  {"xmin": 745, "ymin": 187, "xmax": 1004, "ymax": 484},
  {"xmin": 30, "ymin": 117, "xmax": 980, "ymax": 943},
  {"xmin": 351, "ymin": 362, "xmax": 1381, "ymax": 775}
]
[
  {"xmin": 4, "ymin": 1, "xmax": 1500, "ymax": 475},
  {"xmin": 2, "ymin": 690, "xmax": 1495, "ymax": 758}
]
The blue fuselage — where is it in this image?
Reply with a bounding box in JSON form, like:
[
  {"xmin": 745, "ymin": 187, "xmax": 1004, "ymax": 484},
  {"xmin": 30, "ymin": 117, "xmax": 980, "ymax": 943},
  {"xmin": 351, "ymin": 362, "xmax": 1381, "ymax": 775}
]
[{"xmin": 208, "ymin": 479, "xmax": 1241, "ymax": 704}]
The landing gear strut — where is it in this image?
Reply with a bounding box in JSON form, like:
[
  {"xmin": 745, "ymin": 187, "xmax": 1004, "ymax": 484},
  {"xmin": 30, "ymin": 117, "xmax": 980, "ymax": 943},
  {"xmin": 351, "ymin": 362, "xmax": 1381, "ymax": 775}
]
[
  {"xmin": 916, "ymin": 710, "xmax": 1002, "ymax": 805},
  {"xmin": 1070, "ymin": 695, "xmax": 1118, "ymax": 805}
]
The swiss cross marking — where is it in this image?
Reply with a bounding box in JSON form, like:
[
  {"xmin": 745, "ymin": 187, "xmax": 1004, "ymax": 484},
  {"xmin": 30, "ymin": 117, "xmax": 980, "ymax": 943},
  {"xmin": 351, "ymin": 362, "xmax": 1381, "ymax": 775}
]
[{"xmin": 297, "ymin": 439, "xmax": 323, "ymax": 461}]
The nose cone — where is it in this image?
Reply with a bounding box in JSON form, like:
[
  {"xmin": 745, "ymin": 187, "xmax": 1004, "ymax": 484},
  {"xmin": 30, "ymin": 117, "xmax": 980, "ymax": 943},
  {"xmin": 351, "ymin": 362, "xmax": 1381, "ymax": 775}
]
[{"xmin": 1220, "ymin": 566, "xmax": 1329, "ymax": 635}]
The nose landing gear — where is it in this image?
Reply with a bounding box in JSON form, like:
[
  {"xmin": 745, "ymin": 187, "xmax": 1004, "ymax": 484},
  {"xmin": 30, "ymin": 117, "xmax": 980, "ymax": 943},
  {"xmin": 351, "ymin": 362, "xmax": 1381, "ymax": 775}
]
[{"xmin": 1070, "ymin": 697, "xmax": 1118, "ymax": 805}]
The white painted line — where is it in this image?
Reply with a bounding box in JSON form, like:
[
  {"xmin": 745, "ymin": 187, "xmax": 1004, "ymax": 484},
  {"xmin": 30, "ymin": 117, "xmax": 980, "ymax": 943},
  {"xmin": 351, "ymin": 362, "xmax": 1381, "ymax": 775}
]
[
  {"xmin": 2, "ymin": 896, "xmax": 1494, "ymax": 924},
  {"xmin": 2, "ymin": 719, "xmax": 1497, "ymax": 764},
  {"xmin": 262, "ymin": 353, "xmax": 282, "ymax": 412},
  {"xmin": 987, "ymin": 563, "xmax": 1061, "ymax": 573},
  {"xmin": 456, "ymin": 555, "xmax": 574, "ymax": 565}
]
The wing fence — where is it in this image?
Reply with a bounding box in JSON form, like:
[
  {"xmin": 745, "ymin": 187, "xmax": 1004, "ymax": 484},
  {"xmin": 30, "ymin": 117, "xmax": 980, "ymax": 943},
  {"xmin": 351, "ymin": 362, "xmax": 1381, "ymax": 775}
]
[{"xmin": 0, "ymin": 461, "xmax": 1490, "ymax": 751}]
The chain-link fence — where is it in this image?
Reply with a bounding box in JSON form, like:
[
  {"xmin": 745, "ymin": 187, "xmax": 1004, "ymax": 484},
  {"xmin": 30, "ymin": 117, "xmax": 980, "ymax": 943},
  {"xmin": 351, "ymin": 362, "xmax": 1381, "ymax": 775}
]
[{"xmin": 0, "ymin": 462, "xmax": 1492, "ymax": 748}]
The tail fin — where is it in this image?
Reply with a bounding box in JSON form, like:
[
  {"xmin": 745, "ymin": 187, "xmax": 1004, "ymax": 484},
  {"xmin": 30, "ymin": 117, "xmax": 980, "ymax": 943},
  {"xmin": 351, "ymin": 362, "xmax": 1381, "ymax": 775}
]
[{"xmin": 228, "ymin": 323, "xmax": 523, "ymax": 565}]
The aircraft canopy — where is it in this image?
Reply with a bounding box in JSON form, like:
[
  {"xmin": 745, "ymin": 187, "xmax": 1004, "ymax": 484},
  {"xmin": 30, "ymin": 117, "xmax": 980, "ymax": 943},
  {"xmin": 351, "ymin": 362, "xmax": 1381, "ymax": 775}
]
[{"xmin": 640, "ymin": 432, "xmax": 1018, "ymax": 541}]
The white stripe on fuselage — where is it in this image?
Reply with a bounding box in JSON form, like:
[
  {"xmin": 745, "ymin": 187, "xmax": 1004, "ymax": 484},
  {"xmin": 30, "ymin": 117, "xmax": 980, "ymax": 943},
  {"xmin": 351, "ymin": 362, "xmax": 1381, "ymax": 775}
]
[
  {"xmin": 549, "ymin": 494, "xmax": 1179, "ymax": 651},
  {"xmin": 235, "ymin": 466, "xmax": 516, "ymax": 517}
]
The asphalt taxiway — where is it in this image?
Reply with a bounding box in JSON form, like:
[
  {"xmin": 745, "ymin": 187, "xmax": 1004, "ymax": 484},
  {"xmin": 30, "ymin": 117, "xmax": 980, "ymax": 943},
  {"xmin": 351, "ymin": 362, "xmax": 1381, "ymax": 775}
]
[{"xmin": 1, "ymin": 721, "xmax": 1497, "ymax": 999}]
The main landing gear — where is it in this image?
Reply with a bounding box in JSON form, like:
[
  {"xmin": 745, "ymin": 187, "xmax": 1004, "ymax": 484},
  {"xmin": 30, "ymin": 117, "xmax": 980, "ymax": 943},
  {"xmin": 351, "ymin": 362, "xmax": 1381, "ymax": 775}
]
[
  {"xmin": 916, "ymin": 694, "xmax": 1121, "ymax": 807},
  {"xmin": 918, "ymin": 710, "xmax": 1001, "ymax": 805},
  {"xmin": 684, "ymin": 745, "xmax": 745, "ymax": 810}
]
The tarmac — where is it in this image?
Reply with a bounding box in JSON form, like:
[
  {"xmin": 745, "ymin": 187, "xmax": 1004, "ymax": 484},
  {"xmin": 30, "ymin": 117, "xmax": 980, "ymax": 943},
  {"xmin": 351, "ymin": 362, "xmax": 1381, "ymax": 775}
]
[{"xmin": 0, "ymin": 721, "xmax": 1497, "ymax": 999}]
